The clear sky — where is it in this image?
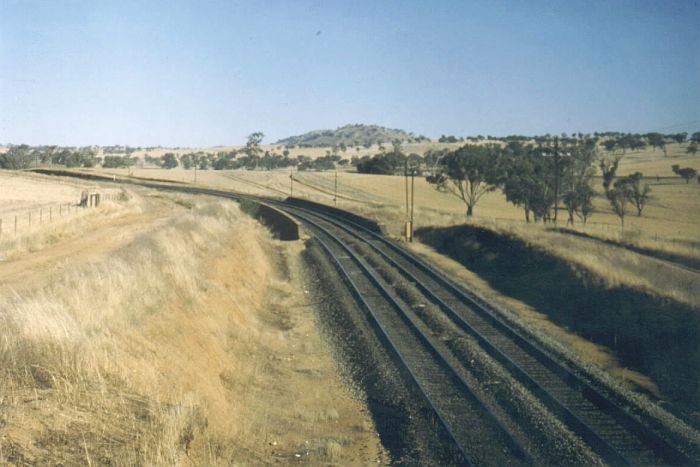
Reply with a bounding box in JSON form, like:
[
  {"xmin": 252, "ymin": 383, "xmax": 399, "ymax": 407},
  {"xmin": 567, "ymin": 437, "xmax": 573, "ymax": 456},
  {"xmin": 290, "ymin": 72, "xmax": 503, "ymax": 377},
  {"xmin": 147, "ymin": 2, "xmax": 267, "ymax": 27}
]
[{"xmin": 1, "ymin": 0, "xmax": 698, "ymax": 146}]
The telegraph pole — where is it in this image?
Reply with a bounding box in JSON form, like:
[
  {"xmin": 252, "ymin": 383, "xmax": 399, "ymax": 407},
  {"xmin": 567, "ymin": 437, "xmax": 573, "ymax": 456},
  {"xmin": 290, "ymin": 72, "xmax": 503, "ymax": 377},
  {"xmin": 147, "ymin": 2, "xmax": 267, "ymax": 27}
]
[
  {"xmin": 334, "ymin": 170, "xmax": 338, "ymax": 206},
  {"xmin": 410, "ymin": 169, "xmax": 415, "ymax": 242},
  {"xmin": 289, "ymin": 167, "xmax": 294, "ymax": 198},
  {"xmin": 404, "ymin": 161, "xmax": 409, "ymax": 220}
]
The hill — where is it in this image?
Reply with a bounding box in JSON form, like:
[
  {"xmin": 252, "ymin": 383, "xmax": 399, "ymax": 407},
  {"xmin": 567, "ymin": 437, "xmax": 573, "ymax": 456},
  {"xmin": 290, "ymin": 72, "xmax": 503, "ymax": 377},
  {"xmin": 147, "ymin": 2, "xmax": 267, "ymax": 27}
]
[{"xmin": 276, "ymin": 124, "xmax": 428, "ymax": 148}]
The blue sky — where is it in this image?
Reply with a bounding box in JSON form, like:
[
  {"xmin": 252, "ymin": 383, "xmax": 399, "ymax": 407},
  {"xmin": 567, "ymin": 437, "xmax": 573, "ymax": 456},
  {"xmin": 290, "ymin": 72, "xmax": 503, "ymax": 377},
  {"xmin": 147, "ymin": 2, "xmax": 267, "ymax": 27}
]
[{"xmin": 1, "ymin": 0, "xmax": 698, "ymax": 146}]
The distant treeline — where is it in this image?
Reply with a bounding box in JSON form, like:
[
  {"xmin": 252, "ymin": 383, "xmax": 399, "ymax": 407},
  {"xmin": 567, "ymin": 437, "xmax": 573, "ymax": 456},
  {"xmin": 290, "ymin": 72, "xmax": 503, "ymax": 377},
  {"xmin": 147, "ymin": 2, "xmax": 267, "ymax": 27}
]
[{"xmin": 1, "ymin": 131, "xmax": 697, "ymax": 179}]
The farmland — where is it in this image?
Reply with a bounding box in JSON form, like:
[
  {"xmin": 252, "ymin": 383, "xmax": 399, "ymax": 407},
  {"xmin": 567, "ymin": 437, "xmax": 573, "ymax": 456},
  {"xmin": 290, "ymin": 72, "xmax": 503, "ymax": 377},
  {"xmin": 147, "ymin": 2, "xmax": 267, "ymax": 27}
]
[
  {"xmin": 0, "ymin": 173, "xmax": 386, "ymax": 465},
  {"xmin": 1, "ymin": 136, "xmax": 699, "ymax": 464},
  {"xmin": 92, "ymin": 141, "xmax": 700, "ymax": 409}
]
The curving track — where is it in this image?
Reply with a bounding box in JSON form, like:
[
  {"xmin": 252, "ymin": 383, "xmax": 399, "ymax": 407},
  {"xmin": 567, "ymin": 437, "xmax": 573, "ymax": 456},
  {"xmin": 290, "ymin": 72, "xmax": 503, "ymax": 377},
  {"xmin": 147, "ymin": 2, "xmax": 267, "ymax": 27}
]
[
  {"xmin": 267, "ymin": 199, "xmax": 696, "ymax": 466},
  {"xmin": 34, "ymin": 172, "xmax": 698, "ymax": 466}
]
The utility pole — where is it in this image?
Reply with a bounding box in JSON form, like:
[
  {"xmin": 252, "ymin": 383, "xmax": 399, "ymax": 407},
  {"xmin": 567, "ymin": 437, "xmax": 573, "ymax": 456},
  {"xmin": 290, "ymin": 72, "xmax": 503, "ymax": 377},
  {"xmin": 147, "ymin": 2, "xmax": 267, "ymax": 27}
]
[
  {"xmin": 409, "ymin": 169, "xmax": 415, "ymax": 242},
  {"xmin": 404, "ymin": 161, "xmax": 409, "ymax": 220},
  {"xmin": 334, "ymin": 170, "xmax": 338, "ymax": 206},
  {"xmin": 553, "ymin": 138, "xmax": 560, "ymax": 223},
  {"xmin": 289, "ymin": 167, "xmax": 294, "ymax": 198}
]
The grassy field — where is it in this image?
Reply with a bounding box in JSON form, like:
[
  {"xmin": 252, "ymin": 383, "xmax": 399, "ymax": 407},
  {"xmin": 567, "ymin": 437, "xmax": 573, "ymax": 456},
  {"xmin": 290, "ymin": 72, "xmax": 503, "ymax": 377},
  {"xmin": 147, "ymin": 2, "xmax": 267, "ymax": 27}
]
[
  {"xmin": 6, "ymin": 140, "xmax": 697, "ymax": 459},
  {"xmin": 0, "ymin": 174, "xmax": 386, "ymax": 465},
  {"xmin": 92, "ymin": 143, "xmax": 700, "ymax": 421},
  {"xmin": 101, "ymin": 142, "xmax": 700, "ymax": 245},
  {"xmin": 0, "ymin": 172, "xmax": 126, "ymax": 260}
]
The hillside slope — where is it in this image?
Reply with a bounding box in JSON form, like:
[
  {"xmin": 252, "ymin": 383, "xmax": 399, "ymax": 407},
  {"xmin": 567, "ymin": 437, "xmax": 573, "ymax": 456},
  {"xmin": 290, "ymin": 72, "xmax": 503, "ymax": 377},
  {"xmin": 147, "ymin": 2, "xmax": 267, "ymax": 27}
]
[{"xmin": 276, "ymin": 124, "xmax": 427, "ymax": 147}]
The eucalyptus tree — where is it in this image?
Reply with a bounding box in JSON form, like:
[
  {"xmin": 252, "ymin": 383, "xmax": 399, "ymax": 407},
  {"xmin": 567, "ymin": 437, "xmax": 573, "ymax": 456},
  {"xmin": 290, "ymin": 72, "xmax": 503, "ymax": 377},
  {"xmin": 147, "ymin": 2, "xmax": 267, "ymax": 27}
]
[
  {"xmin": 426, "ymin": 144, "xmax": 499, "ymax": 217},
  {"xmin": 619, "ymin": 172, "xmax": 651, "ymax": 216}
]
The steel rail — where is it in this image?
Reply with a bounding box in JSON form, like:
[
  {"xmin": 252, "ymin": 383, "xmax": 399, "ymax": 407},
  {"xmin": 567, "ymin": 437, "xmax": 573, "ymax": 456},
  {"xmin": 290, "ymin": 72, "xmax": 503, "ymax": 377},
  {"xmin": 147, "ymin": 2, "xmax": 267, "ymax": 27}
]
[
  {"xmin": 35, "ymin": 171, "xmax": 695, "ymax": 466},
  {"xmin": 275, "ymin": 201, "xmax": 694, "ymax": 466},
  {"xmin": 287, "ymin": 208, "xmax": 532, "ymax": 466}
]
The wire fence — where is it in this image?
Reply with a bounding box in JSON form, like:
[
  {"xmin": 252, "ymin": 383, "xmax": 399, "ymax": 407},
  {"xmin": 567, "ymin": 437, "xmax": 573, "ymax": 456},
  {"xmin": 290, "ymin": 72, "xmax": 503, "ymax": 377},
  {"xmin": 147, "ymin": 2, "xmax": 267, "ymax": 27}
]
[{"xmin": 0, "ymin": 192, "xmax": 119, "ymax": 240}]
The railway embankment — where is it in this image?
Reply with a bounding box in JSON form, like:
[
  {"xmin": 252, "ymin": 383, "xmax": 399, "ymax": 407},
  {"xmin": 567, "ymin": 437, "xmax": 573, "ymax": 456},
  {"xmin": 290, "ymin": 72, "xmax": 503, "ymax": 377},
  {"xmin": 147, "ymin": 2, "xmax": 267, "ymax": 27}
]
[{"xmin": 415, "ymin": 224, "xmax": 700, "ymax": 420}]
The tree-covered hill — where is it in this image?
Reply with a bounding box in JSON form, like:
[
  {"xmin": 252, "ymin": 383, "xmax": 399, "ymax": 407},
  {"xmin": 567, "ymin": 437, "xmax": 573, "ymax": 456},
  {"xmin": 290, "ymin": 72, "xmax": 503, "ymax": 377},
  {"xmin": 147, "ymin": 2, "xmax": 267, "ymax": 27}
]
[{"xmin": 276, "ymin": 124, "xmax": 428, "ymax": 148}]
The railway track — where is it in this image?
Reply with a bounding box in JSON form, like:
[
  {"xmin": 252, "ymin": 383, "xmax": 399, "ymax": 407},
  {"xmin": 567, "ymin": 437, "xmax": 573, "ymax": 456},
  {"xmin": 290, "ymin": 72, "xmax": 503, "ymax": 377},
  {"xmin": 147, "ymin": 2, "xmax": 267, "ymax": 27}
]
[
  {"xmin": 35, "ymin": 171, "xmax": 698, "ymax": 465},
  {"xmin": 285, "ymin": 207, "xmax": 531, "ymax": 465},
  {"xmin": 271, "ymin": 200, "xmax": 696, "ymax": 466}
]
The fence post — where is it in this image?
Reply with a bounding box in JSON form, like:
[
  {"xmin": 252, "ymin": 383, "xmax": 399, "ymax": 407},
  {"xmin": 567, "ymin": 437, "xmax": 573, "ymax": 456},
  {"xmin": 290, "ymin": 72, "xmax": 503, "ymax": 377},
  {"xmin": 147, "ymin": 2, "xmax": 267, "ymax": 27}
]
[{"xmin": 40, "ymin": 208, "xmax": 43, "ymax": 223}]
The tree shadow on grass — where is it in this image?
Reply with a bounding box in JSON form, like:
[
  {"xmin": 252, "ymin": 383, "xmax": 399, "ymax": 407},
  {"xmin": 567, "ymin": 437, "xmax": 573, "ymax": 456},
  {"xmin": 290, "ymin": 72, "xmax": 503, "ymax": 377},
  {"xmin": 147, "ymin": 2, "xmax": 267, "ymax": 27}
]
[{"xmin": 415, "ymin": 224, "xmax": 700, "ymax": 416}]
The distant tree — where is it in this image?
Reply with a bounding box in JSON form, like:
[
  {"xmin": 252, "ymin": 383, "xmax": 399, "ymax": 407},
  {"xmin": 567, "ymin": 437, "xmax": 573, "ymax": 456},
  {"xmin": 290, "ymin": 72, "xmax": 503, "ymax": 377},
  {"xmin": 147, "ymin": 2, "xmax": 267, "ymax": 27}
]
[
  {"xmin": 600, "ymin": 153, "xmax": 623, "ymax": 195},
  {"xmin": 691, "ymin": 131, "xmax": 700, "ymax": 144},
  {"xmin": 539, "ymin": 138, "xmax": 574, "ymax": 223},
  {"xmin": 687, "ymin": 143, "xmax": 698, "ymax": 156},
  {"xmin": 671, "ymin": 132, "xmax": 688, "ymax": 144},
  {"xmin": 602, "ymin": 139, "xmax": 617, "ymax": 154},
  {"xmin": 102, "ymin": 155, "xmax": 134, "ymax": 168},
  {"xmin": 356, "ymin": 154, "xmax": 395, "ymax": 175},
  {"xmin": 426, "ymin": 144, "xmax": 498, "ymax": 217},
  {"xmin": 561, "ymin": 141, "xmax": 597, "ymax": 224},
  {"xmin": 619, "ymin": 172, "xmax": 651, "ymax": 216},
  {"xmin": 181, "ymin": 153, "xmax": 194, "ymax": 169},
  {"xmin": 0, "ymin": 144, "xmax": 33, "ymax": 169},
  {"xmin": 244, "ymin": 132, "xmax": 264, "ymax": 167},
  {"xmin": 162, "ymin": 153, "xmax": 179, "ymax": 169},
  {"xmin": 199, "ymin": 154, "xmax": 211, "ymax": 170},
  {"xmin": 500, "ymin": 153, "xmax": 549, "ymax": 222},
  {"xmin": 607, "ymin": 180, "xmax": 633, "ymax": 226},
  {"xmin": 646, "ymin": 132, "xmax": 667, "ymax": 156},
  {"xmin": 672, "ymin": 165, "xmax": 697, "ymax": 183},
  {"xmin": 563, "ymin": 182, "xmax": 595, "ymax": 225},
  {"xmin": 438, "ymin": 135, "xmax": 459, "ymax": 143},
  {"xmin": 41, "ymin": 145, "xmax": 58, "ymax": 165}
]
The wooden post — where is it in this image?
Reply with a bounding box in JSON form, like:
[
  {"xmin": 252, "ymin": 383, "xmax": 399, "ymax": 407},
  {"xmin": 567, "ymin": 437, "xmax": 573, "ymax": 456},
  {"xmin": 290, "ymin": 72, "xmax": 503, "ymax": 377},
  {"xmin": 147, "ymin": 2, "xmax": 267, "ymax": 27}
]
[{"xmin": 40, "ymin": 208, "xmax": 43, "ymax": 223}]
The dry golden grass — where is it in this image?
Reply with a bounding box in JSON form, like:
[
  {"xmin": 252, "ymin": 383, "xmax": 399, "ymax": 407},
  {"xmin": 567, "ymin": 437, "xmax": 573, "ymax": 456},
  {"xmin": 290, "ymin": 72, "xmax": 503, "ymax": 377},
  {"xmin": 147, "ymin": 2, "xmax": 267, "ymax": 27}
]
[
  {"xmin": 407, "ymin": 240, "xmax": 700, "ymax": 452},
  {"xmin": 0, "ymin": 199, "xmax": 241, "ymax": 464},
  {"xmin": 0, "ymin": 189, "xmax": 386, "ymax": 465},
  {"xmin": 0, "ymin": 171, "xmax": 95, "ymax": 217},
  {"xmin": 92, "ymin": 151, "xmax": 700, "ymax": 302},
  {"xmin": 122, "ymin": 140, "xmax": 465, "ymax": 163},
  {"xmin": 0, "ymin": 194, "xmax": 136, "ymax": 261},
  {"xmin": 615, "ymin": 143, "xmax": 700, "ymax": 176}
]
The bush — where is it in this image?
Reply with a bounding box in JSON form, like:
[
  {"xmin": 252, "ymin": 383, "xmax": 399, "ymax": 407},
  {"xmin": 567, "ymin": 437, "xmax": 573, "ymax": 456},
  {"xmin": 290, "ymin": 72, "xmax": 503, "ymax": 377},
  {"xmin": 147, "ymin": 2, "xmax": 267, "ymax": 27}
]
[{"xmin": 0, "ymin": 145, "xmax": 33, "ymax": 169}]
